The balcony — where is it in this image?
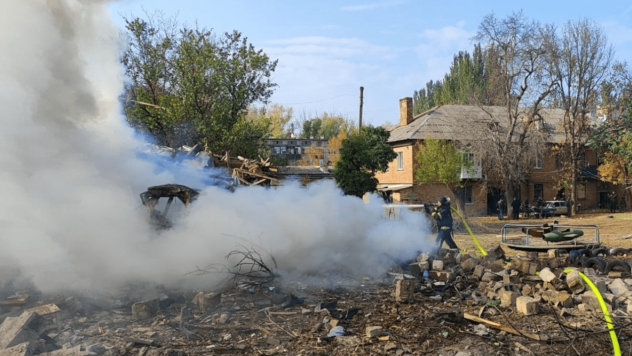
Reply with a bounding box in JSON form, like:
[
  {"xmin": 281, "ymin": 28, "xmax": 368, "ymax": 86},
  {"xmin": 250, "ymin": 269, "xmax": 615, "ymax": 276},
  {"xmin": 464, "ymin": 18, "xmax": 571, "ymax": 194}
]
[{"xmin": 460, "ymin": 164, "xmax": 482, "ymax": 179}]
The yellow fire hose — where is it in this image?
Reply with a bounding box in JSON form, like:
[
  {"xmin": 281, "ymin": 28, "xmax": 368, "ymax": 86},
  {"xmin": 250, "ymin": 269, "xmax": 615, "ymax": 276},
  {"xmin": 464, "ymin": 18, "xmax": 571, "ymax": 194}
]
[
  {"xmin": 450, "ymin": 207, "xmax": 487, "ymax": 256},
  {"xmin": 563, "ymin": 269, "xmax": 620, "ymax": 356}
]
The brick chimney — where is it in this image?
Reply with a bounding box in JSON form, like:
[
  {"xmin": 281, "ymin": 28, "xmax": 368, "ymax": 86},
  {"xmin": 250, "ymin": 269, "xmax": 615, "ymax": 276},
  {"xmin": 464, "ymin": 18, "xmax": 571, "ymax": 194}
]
[{"xmin": 399, "ymin": 97, "xmax": 413, "ymax": 126}]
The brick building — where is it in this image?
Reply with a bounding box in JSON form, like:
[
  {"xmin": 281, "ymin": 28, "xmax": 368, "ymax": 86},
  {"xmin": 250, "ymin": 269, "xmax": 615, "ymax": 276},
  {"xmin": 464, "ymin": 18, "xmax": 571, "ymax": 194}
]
[{"xmin": 375, "ymin": 98, "xmax": 622, "ymax": 216}]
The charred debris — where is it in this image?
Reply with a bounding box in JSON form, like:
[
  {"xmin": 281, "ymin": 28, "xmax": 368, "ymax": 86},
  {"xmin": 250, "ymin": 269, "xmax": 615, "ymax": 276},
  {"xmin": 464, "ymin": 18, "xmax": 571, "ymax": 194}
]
[{"xmin": 4, "ymin": 243, "xmax": 632, "ymax": 355}]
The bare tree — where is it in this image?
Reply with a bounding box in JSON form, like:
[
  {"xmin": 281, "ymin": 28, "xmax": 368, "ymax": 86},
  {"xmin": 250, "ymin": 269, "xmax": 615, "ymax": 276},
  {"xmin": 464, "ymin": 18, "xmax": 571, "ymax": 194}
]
[
  {"xmin": 547, "ymin": 19, "xmax": 614, "ymax": 215},
  {"xmin": 470, "ymin": 11, "xmax": 556, "ymax": 204}
]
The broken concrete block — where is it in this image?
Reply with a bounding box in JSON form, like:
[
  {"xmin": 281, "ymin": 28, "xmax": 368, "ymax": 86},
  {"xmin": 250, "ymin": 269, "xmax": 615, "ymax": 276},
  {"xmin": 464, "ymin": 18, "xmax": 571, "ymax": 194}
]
[
  {"xmin": 566, "ymin": 270, "xmax": 585, "ymax": 294},
  {"xmin": 417, "ymin": 253, "xmax": 430, "ymax": 263},
  {"xmin": 432, "ymin": 260, "xmax": 444, "ymax": 271},
  {"xmin": 478, "ymin": 282, "xmax": 488, "ymax": 292},
  {"xmin": 516, "ymin": 296, "xmax": 538, "ymax": 316},
  {"xmin": 582, "ymin": 291, "xmax": 613, "ymax": 313},
  {"xmin": 547, "ymin": 249, "xmax": 559, "ymax": 258},
  {"xmin": 87, "ymin": 343, "xmax": 106, "ymax": 356},
  {"xmin": 558, "ymin": 291, "xmax": 573, "ymax": 308},
  {"xmin": 408, "ymin": 263, "xmax": 422, "ymax": 276},
  {"xmin": 460, "ymin": 258, "xmax": 478, "ymax": 272},
  {"xmin": 395, "ymin": 280, "xmax": 415, "ymax": 303},
  {"xmin": 365, "ymin": 326, "xmax": 382, "ymax": 338},
  {"xmin": 0, "ymin": 342, "xmax": 34, "ymax": 356},
  {"xmin": 609, "ymin": 279, "xmax": 631, "ymax": 299},
  {"xmin": 193, "ymin": 292, "xmax": 221, "ymax": 311},
  {"xmin": 218, "ymin": 314, "xmax": 230, "ymax": 324},
  {"xmin": 473, "ymin": 265, "xmax": 485, "ymax": 279},
  {"xmin": 0, "ymin": 312, "xmax": 40, "ymax": 350},
  {"xmin": 40, "ymin": 346, "xmax": 89, "ymax": 356},
  {"xmin": 384, "ymin": 342, "xmax": 398, "ymax": 352},
  {"xmin": 521, "ymin": 285, "xmax": 533, "ymax": 297},
  {"xmin": 583, "ymin": 268, "xmax": 597, "ymax": 277},
  {"xmin": 596, "ymin": 280, "xmax": 608, "ymax": 295},
  {"xmin": 627, "ymin": 303, "xmax": 632, "ymax": 315},
  {"xmin": 131, "ymin": 300, "xmax": 159, "ymax": 320},
  {"xmin": 538, "ymin": 268, "xmax": 558, "ymax": 283},
  {"xmin": 577, "ymin": 303, "xmax": 595, "ymax": 312},
  {"xmin": 542, "ymin": 290, "xmax": 559, "ymax": 305},
  {"xmin": 24, "ymin": 304, "xmax": 60, "ymax": 317},
  {"xmin": 548, "ymin": 258, "xmax": 562, "ymax": 269},
  {"xmin": 486, "ymin": 245, "xmax": 505, "ymax": 260},
  {"xmin": 517, "ymin": 260, "xmax": 538, "ymax": 275},
  {"xmin": 609, "ymin": 271, "xmax": 631, "ymax": 279},
  {"xmin": 429, "ymin": 271, "xmax": 454, "ymax": 282},
  {"xmin": 500, "ymin": 289, "xmax": 519, "ymax": 308},
  {"xmin": 481, "ymin": 272, "xmax": 501, "ymax": 283}
]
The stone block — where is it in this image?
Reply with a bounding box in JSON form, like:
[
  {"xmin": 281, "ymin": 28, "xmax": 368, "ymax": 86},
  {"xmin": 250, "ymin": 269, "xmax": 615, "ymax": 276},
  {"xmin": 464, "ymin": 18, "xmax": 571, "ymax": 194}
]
[
  {"xmin": 500, "ymin": 289, "xmax": 519, "ymax": 308},
  {"xmin": 596, "ymin": 280, "xmax": 608, "ymax": 295},
  {"xmin": 478, "ymin": 281, "xmax": 488, "ymax": 291},
  {"xmin": 481, "ymin": 272, "xmax": 501, "ymax": 283},
  {"xmin": 539, "ymin": 268, "xmax": 558, "ymax": 283},
  {"xmin": 0, "ymin": 312, "xmax": 39, "ymax": 349},
  {"xmin": 516, "ymin": 297, "xmax": 538, "ymax": 316},
  {"xmin": 582, "ymin": 291, "xmax": 613, "ymax": 313},
  {"xmin": 432, "ymin": 260, "xmax": 444, "ymax": 271},
  {"xmin": 558, "ymin": 291, "xmax": 573, "ymax": 308},
  {"xmin": 417, "ymin": 253, "xmax": 430, "ymax": 263},
  {"xmin": 193, "ymin": 292, "xmax": 221, "ymax": 311},
  {"xmin": 513, "ymin": 258, "xmax": 538, "ymax": 275},
  {"xmin": 473, "ymin": 265, "xmax": 485, "ymax": 279},
  {"xmin": 486, "ymin": 245, "xmax": 505, "ymax": 260},
  {"xmin": 548, "ymin": 258, "xmax": 562, "ymax": 269},
  {"xmin": 132, "ymin": 300, "xmax": 159, "ymax": 320},
  {"xmin": 460, "ymin": 258, "xmax": 478, "ymax": 272},
  {"xmin": 609, "ymin": 279, "xmax": 631, "ymax": 298},
  {"xmin": 566, "ymin": 270, "xmax": 585, "ymax": 294},
  {"xmin": 521, "ymin": 285, "xmax": 533, "ymax": 296},
  {"xmin": 609, "ymin": 271, "xmax": 631, "ymax": 279},
  {"xmin": 365, "ymin": 326, "xmax": 382, "ymax": 338},
  {"xmin": 408, "ymin": 263, "xmax": 422, "ymax": 276},
  {"xmin": 395, "ymin": 280, "xmax": 415, "ymax": 303},
  {"xmin": 0, "ymin": 342, "xmax": 34, "ymax": 356},
  {"xmin": 547, "ymin": 249, "xmax": 559, "ymax": 258},
  {"xmin": 429, "ymin": 271, "xmax": 454, "ymax": 282}
]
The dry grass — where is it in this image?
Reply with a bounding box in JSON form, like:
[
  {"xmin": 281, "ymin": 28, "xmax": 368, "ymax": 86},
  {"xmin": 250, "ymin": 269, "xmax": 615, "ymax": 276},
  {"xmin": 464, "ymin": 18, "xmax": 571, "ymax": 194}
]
[{"xmin": 453, "ymin": 211, "xmax": 632, "ymax": 256}]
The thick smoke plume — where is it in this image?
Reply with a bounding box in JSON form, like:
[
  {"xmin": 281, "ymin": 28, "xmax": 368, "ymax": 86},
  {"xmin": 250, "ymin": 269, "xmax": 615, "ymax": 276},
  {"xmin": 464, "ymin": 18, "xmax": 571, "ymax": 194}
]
[{"xmin": 0, "ymin": 0, "xmax": 434, "ymax": 294}]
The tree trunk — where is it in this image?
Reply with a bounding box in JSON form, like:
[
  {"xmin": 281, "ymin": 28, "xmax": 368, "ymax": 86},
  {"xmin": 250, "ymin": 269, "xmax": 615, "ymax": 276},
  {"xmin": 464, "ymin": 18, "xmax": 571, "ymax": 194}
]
[
  {"xmin": 570, "ymin": 157, "xmax": 577, "ymax": 217},
  {"xmin": 451, "ymin": 186, "xmax": 468, "ymax": 218}
]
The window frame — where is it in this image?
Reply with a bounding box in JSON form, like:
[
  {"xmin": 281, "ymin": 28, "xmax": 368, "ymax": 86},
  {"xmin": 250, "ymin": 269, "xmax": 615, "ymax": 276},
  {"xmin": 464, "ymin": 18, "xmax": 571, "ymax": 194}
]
[
  {"xmin": 397, "ymin": 152, "xmax": 404, "ymax": 171},
  {"xmin": 534, "ymin": 155, "xmax": 543, "ymax": 169}
]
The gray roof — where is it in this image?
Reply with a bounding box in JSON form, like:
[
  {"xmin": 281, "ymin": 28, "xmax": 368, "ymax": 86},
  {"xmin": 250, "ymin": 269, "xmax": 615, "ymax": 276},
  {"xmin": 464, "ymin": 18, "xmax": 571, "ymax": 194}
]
[{"xmin": 388, "ymin": 105, "xmax": 571, "ymax": 144}]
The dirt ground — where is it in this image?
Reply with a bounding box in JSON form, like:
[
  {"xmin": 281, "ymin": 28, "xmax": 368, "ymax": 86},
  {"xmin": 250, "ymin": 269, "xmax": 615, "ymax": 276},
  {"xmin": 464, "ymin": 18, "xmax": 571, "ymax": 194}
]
[{"xmin": 453, "ymin": 211, "xmax": 632, "ymax": 256}]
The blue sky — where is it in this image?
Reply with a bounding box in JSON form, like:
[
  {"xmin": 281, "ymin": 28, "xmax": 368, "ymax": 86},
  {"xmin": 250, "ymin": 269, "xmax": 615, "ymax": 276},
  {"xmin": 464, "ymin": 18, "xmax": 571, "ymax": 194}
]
[{"xmin": 108, "ymin": 0, "xmax": 632, "ymax": 127}]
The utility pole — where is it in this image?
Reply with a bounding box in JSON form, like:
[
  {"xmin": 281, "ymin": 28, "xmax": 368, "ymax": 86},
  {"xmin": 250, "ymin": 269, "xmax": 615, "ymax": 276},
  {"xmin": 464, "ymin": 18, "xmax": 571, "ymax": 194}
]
[{"xmin": 359, "ymin": 86, "xmax": 364, "ymax": 130}]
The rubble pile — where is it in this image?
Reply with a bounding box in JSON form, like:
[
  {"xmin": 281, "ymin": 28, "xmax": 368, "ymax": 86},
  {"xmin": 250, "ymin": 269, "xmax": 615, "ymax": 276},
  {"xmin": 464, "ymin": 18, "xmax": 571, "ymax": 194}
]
[{"xmin": 3, "ymin": 247, "xmax": 632, "ymax": 355}]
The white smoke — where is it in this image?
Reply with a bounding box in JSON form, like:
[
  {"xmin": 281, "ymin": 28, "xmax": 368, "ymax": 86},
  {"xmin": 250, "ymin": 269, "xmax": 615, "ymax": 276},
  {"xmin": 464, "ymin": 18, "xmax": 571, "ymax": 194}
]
[{"xmin": 0, "ymin": 0, "xmax": 434, "ymax": 294}]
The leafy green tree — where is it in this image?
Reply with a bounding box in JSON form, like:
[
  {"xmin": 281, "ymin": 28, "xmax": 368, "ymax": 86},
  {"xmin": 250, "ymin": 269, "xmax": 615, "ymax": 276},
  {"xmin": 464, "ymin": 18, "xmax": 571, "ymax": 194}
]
[
  {"xmin": 590, "ymin": 98, "xmax": 632, "ymax": 209},
  {"xmin": 333, "ymin": 127, "xmax": 397, "ymax": 197},
  {"xmin": 415, "ymin": 139, "xmax": 475, "ymax": 216},
  {"xmin": 246, "ymin": 104, "xmax": 293, "ymax": 138},
  {"xmin": 121, "ymin": 15, "xmax": 277, "ymax": 157},
  {"xmin": 299, "ymin": 113, "xmax": 356, "ymax": 139}
]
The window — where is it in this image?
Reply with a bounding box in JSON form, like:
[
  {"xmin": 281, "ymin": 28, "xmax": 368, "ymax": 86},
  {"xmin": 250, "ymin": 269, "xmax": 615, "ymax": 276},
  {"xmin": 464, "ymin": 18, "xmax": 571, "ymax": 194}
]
[
  {"xmin": 534, "ymin": 184, "xmax": 543, "ymax": 201},
  {"xmin": 464, "ymin": 185, "xmax": 473, "ymax": 204},
  {"xmin": 534, "ymin": 155, "xmax": 543, "ymax": 169},
  {"xmin": 579, "ymin": 153, "xmax": 586, "ymax": 168},
  {"xmin": 555, "ymin": 154, "xmax": 562, "ymax": 170},
  {"xmin": 397, "ymin": 152, "xmax": 404, "ymax": 170},
  {"xmin": 462, "ymin": 151, "xmax": 474, "ymax": 165},
  {"xmin": 578, "ymin": 184, "xmax": 586, "ymax": 200}
]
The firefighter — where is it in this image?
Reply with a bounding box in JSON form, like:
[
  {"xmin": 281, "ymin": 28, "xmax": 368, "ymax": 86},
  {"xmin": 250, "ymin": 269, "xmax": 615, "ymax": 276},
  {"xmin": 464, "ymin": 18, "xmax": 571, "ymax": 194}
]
[{"xmin": 431, "ymin": 196, "xmax": 458, "ymax": 251}]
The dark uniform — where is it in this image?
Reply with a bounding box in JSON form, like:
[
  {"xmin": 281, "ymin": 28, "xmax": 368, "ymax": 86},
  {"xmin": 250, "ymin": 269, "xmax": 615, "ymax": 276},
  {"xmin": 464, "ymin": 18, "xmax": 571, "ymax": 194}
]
[
  {"xmin": 431, "ymin": 196, "xmax": 458, "ymax": 250},
  {"xmin": 511, "ymin": 197, "xmax": 521, "ymax": 220}
]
